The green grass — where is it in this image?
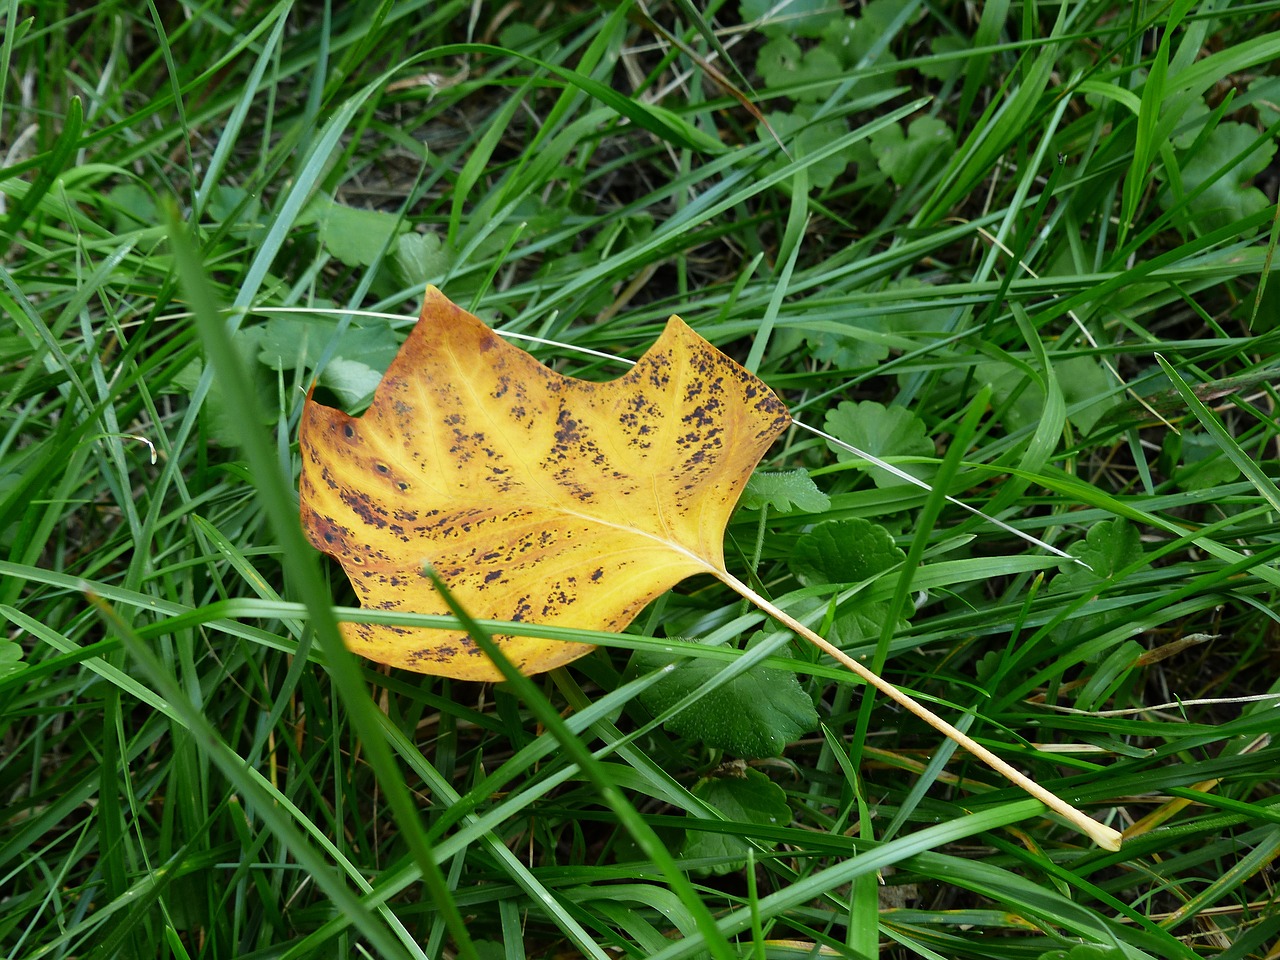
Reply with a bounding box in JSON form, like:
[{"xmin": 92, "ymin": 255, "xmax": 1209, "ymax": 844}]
[{"xmin": 3, "ymin": 1, "xmax": 1280, "ymax": 958}]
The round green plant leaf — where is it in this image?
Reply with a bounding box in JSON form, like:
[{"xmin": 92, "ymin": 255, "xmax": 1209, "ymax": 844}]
[
  {"xmin": 791, "ymin": 517, "xmax": 904, "ymax": 587},
  {"xmin": 633, "ymin": 638, "xmax": 818, "ymax": 759},
  {"xmin": 824, "ymin": 399, "xmax": 934, "ymax": 487},
  {"xmin": 740, "ymin": 470, "xmax": 830, "ymax": 513},
  {"xmin": 683, "ymin": 766, "xmax": 791, "ymax": 875}
]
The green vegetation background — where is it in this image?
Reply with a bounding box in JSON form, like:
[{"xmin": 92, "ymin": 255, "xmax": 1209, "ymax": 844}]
[{"xmin": 2, "ymin": 1, "xmax": 1279, "ymax": 958}]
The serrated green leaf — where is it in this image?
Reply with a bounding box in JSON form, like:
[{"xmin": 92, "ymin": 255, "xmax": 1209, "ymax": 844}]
[
  {"xmin": 106, "ymin": 182, "xmax": 156, "ymax": 229},
  {"xmin": 756, "ymin": 36, "xmax": 843, "ymax": 100},
  {"xmin": 1177, "ymin": 432, "xmax": 1241, "ymax": 491},
  {"xmin": 1245, "ymin": 75, "xmax": 1280, "ymax": 127},
  {"xmin": 919, "ymin": 34, "xmax": 969, "ymax": 82},
  {"xmin": 818, "ymin": 7, "xmax": 900, "ymax": 92},
  {"xmin": 782, "ymin": 593, "xmax": 899, "ymax": 648},
  {"xmin": 960, "ymin": 356, "xmax": 1117, "ymax": 434},
  {"xmin": 395, "ymin": 231, "xmax": 453, "ymax": 283},
  {"xmin": 633, "ymin": 638, "xmax": 818, "ymax": 759},
  {"xmin": 0, "ymin": 638, "xmax": 27, "ymax": 680},
  {"xmin": 1158, "ymin": 121, "xmax": 1276, "ymax": 233},
  {"xmin": 171, "ymin": 328, "xmax": 275, "ymax": 446},
  {"xmin": 740, "ymin": 470, "xmax": 831, "ymax": 513},
  {"xmin": 303, "ymin": 196, "xmax": 408, "ymax": 268},
  {"xmin": 871, "ymin": 115, "xmax": 952, "ymax": 188},
  {"xmin": 824, "ymin": 399, "xmax": 934, "ymax": 488},
  {"xmin": 258, "ymin": 315, "xmax": 400, "ymax": 407},
  {"xmin": 1055, "ymin": 519, "xmax": 1145, "ymax": 592},
  {"xmin": 790, "ymin": 517, "xmax": 904, "ymax": 587},
  {"xmin": 758, "ymin": 107, "xmax": 854, "ymax": 189},
  {"xmin": 683, "ymin": 767, "xmax": 791, "ymax": 875}
]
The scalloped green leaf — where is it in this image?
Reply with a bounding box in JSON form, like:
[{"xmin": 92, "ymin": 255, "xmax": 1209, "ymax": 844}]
[
  {"xmin": 1158, "ymin": 121, "xmax": 1276, "ymax": 233},
  {"xmin": 824, "ymin": 400, "xmax": 934, "ymax": 488},
  {"xmin": 1055, "ymin": 519, "xmax": 1145, "ymax": 592},
  {"xmin": 683, "ymin": 767, "xmax": 791, "ymax": 875},
  {"xmin": 633, "ymin": 637, "xmax": 818, "ymax": 759},
  {"xmin": 740, "ymin": 470, "xmax": 831, "ymax": 514},
  {"xmin": 0, "ymin": 638, "xmax": 27, "ymax": 681},
  {"xmin": 871, "ymin": 115, "xmax": 953, "ymax": 188},
  {"xmin": 791, "ymin": 517, "xmax": 903, "ymax": 587},
  {"xmin": 758, "ymin": 107, "xmax": 854, "ymax": 189}
]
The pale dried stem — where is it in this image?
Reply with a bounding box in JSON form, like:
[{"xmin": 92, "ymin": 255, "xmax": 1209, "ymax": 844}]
[{"xmin": 718, "ymin": 571, "xmax": 1124, "ymax": 852}]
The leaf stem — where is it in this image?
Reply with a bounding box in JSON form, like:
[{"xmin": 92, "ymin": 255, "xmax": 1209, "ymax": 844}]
[{"xmin": 717, "ymin": 570, "xmax": 1124, "ymax": 852}]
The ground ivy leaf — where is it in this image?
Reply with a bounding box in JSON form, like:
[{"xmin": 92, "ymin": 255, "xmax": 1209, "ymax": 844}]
[
  {"xmin": 258, "ymin": 316, "xmax": 402, "ymax": 408},
  {"xmin": 824, "ymin": 399, "xmax": 934, "ymax": 488},
  {"xmin": 302, "ymin": 195, "xmax": 408, "ymax": 268},
  {"xmin": 395, "ymin": 231, "xmax": 453, "ymax": 284},
  {"xmin": 756, "ymin": 36, "xmax": 843, "ymax": 101},
  {"xmin": 0, "ymin": 638, "xmax": 28, "ymax": 680},
  {"xmin": 633, "ymin": 638, "xmax": 818, "ymax": 759},
  {"xmin": 781, "ymin": 593, "xmax": 899, "ymax": 648},
  {"xmin": 1157, "ymin": 121, "xmax": 1276, "ymax": 233},
  {"xmin": 919, "ymin": 34, "xmax": 969, "ymax": 82},
  {"xmin": 871, "ymin": 115, "xmax": 953, "ymax": 188},
  {"xmin": 1174, "ymin": 432, "xmax": 1241, "ymax": 491},
  {"xmin": 818, "ymin": 7, "xmax": 900, "ymax": 96},
  {"xmin": 1056, "ymin": 519, "xmax": 1145, "ymax": 591},
  {"xmin": 1245, "ymin": 76, "xmax": 1280, "ymax": 127},
  {"xmin": 791, "ymin": 518, "xmax": 904, "ymax": 587},
  {"xmin": 740, "ymin": 470, "xmax": 830, "ymax": 513},
  {"xmin": 171, "ymin": 327, "xmax": 275, "ymax": 446},
  {"xmin": 1050, "ymin": 520, "xmax": 1147, "ymax": 647},
  {"xmin": 758, "ymin": 106, "xmax": 853, "ymax": 189},
  {"xmin": 683, "ymin": 767, "xmax": 791, "ymax": 875}
]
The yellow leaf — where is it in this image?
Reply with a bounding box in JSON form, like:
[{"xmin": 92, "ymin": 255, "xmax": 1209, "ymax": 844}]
[{"xmin": 299, "ymin": 286, "xmax": 791, "ymax": 680}]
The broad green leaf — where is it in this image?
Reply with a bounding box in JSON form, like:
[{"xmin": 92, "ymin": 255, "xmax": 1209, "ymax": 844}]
[
  {"xmin": 171, "ymin": 328, "xmax": 275, "ymax": 446},
  {"xmin": 756, "ymin": 36, "xmax": 843, "ymax": 101},
  {"xmin": 790, "ymin": 518, "xmax": 903, "ymax": 587},
  {"xmin": 962, "ymin": 356, "xmax": 1117, "ymax": 435},
  {"xmin": 633, "ymin": 638, "xmax": 819, "ymax": 758},
  {"xmin": 0, "ymin": 638, "xmax": 27, "ymax": 680},
  {"xmin": 259, "ymin": 315, "xmax": 402, "ymax": 408},
  {"xmin": 1174, "ymin": 432, "xmax": 1241, "ymax": 491},
  {"xmin": 757, "ymin": 107, "xmax": 854, "ymax": 190},
  {"xmin": 740, "ymin": 470, "xmax": 831, "ymax": 513},
  {"xmin": 871, "ymin": 115, "xmax": 953, "ymax": 188},
  {"xmin": 919, "ymin": 34, "xmax": 969, "ymax": 82},
  {"xmin": 300, "ymin": 195, "xmax": 409, "ymax": 268},
  {"xmin": 395, "ymin": 231, "xmax": 454, "ymax": 284},
  {"xmin": 1054, "ymin": 519, "xmax": 1145, "ymax": 592},
  {"xmin": 824, "ymin": 399, "xmax": 934, "ymax": 487},
  {"xmin": 683, "ymin": 767, "xmax": 792, "ymax": 874},
  {"xmin": 1158, "ymin": 121, "xmax": 1276, "ymax": 233},
  {"xmin": 1245, "ymin": 75, "xmax": 1280, "ymax": 127}
]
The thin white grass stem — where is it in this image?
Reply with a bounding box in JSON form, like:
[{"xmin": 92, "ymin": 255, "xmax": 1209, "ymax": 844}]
[
  {"xmin": 790, "ymin": 420, "xmax": 1085, "ymax": 565},
  {"xmin": 718, "ymin": 570, "xmax": 1124, "ymax": 851}
]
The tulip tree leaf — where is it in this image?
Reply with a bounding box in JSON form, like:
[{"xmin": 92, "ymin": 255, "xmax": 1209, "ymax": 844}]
[{"xmin": 299, "ymin": 287, "xmax": 791, "ymax": 679}]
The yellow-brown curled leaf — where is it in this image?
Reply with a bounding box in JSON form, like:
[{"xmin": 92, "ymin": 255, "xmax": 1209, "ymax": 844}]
[{"xmin": 299, "ymin": 287, "xmax": 791, "ymax": 680}]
